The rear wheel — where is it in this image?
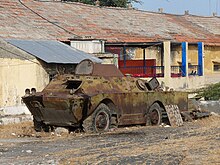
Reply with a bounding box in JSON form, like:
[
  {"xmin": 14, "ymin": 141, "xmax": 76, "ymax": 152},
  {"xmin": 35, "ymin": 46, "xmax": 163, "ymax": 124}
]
[
  {"xmin": 94, "ymin": 109, "xmax": 110, "ymax": 132},
  {"xmin": 148, "ymin": 103, "xmax": 163, "ymax": 125}
]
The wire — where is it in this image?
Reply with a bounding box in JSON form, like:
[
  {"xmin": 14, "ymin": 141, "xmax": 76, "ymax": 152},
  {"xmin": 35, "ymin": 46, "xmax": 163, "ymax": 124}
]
[{"xmin": 18, "ymin": 0, "xmax": 81, "ymax": 38}]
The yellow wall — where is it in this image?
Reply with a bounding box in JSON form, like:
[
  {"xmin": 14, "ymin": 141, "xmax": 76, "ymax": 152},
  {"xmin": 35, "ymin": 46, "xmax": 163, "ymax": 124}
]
[
  {"xmin": 135, "ymin": 47, "xmax": 162, "ymax": 65},
  {"xmin": 188, "ymin": 45, "xmax": 199, "ymax": 64},
  {"xmin": 136, "ymin": 45, "xmax": 200, "ymax": 66},
  {"xmin": 129, "ymin": 45, "xmax": 220, "ymax": 76},
  {"xmin": 170, "ymin": 45, "xmax": 199, "ymax": 66},
  {"xmin": 204, "ymin": 46, "xmax": 220, "ymax": 75},
  {"xmin": 170, "ymin": 45, "xmax": 220, "ymax": 75},
  {"xmin": 0, "ymin": 58, "xmax": 49, "ymax": 107},
  {"xmin": 171, "ymin": 45, "xmax": 181, "ymax": 65}
]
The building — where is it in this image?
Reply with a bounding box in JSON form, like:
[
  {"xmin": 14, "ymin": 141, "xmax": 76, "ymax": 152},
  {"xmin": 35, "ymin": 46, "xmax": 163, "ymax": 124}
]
[
  {"xmin": 0, "ymin": 39, "xmax": 101, "ymax": 114},
  {"xmin": 0, "ymin": 0, "xmax": 220, "ymax": 112}
]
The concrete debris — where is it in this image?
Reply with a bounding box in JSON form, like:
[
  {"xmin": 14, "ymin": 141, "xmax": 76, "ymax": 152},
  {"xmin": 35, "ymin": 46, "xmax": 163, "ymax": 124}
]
[
  {"xmin": 199, "ymin": 101, "xmax": 220, "ymax": 114},
  {"xmin": 160, "ymin": 123, "xmax": 171, "ymax": 127},
  {"xmin": 54, "ymin": 127, "xmax": 69, "ymax": 134},
  {"xmin": 210, "ymin": 112, "xmax": 220, "ymax": 116},
  {"xmin": 0, "ymin": 114, "xmax": 33, "ymax": 125},
  {"xmin": 26, "ymin": 150, "xmax": 33, "ymax": 153},
  {"xmin": 1, "ymin": 106, "xmax": 31, "ymax": 116}
]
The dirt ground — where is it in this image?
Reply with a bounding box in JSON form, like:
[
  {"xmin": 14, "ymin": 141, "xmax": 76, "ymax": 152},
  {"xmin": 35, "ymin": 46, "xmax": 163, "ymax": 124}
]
[{"xmin": 0, "ymin": 115, "xmax": 220, "ymax": 165}]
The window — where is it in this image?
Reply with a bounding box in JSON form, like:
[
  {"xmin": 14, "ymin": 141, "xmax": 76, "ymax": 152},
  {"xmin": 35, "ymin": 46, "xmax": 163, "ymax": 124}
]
[
  {"xmin": 213, "ymin": 62, "xmax": 220, "ymax": 72},
  {"xmin": 66, "ymin": 80, "xmax": 82, "ymax": 90}
]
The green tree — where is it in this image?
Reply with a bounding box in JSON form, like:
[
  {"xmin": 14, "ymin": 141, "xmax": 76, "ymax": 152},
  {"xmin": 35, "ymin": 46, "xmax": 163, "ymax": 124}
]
[{"xmin": 62, "ymin": 0, "xmax": 142, "ymax": 8}]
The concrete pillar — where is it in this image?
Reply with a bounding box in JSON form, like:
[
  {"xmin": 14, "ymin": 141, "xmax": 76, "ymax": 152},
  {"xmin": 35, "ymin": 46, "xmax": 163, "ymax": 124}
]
[
  {"xmin": 181, "ymin": 42, "xmax": 188, "ymax": 77},
  {"xmin": 198, "ymin": 42, "xmax": 204, "ymax": 76},
  {"xmin": 163, "ymin": 41, "xmax": 171, "ymax": 80},
  {"xmin": 123, "ymin": 46, "xmax": 126, "ymax": 67},
  {"xmin": 143, "ymin": 48, "xmax": 146, "ymax": 74}
]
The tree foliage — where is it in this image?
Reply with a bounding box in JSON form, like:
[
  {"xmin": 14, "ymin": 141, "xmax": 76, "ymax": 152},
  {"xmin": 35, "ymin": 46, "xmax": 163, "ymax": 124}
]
[
  {"xmin": 195, "ymin": 82, "xmax": 220, "ymax": 100},
  {"xmin": 62, "ymin": 0, "xmax": 141, "ymax": 8}
]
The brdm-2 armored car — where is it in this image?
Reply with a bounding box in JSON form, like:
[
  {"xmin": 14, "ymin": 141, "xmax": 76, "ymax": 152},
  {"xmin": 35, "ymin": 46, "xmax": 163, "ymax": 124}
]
[{"xmin": 22, "ymin": 60, "xmax": 189, "ymax": 133}]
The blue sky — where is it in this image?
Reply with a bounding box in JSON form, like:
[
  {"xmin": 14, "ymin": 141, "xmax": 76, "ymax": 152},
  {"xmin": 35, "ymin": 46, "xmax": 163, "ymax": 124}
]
[{"xmin": 133, "ymin": 0, "xmax": 220, "ymax": 16}]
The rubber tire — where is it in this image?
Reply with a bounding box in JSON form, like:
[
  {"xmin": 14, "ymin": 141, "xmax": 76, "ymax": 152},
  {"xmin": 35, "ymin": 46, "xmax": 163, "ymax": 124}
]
[
  {"xmin": 33, "ymin": 118, "xmax": 42, "ymax": 132},
  {"xmin": 42, "ymin": 123, "xmax": 50, "ymax": 132},
  {"xmin": 148, "ymin": 103, "xmax": 163, "ymax": 126},
  {"xmin": 83, "ymin": 103, "xmax": 111, "ymax": 133}
]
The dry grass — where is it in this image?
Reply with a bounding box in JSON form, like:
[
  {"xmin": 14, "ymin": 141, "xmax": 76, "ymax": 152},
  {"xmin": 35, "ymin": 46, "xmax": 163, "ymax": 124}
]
[
  {"xmin": 0, "ymin": 121, "xmax": 61, "ymax": 139},
  {"xmin": 0, "ymin": 121, "xmax": 35, "ymax": 138}
]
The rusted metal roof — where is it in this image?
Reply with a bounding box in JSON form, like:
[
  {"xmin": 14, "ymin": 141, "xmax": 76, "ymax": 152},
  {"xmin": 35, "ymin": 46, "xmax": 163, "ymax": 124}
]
[
  {"xmin": 7, "ymin": 39, "xmax": 102, "ymax": 64},
  {"xmin": 0, "ymin": 0, "xmax": 220, "ymax": 45}
]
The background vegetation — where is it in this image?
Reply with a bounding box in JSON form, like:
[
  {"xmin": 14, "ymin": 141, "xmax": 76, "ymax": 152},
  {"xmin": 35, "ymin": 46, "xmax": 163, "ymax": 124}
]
[
  {"xmin": 195, "ymin": 82, "xmax": 220, "ymax": 100},
  {"xmin": 62, "ymin": 0, "xmax": 142, "ymax": 8}
]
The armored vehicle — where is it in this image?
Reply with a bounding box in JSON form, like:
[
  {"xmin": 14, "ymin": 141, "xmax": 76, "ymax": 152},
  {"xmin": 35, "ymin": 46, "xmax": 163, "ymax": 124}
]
[{"xmin": 22, "ymin": 60, "xmax": 189, "ymax": 133}]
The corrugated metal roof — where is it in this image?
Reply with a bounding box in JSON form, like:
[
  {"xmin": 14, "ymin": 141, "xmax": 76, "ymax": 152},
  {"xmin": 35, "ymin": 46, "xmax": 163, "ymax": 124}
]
[
  {"xmin": 0, "ymin": 39, "xmax": 34, "ymax": 60},
  {"xmin": 6, "ymin": 39, "xmax": 102, "ymax": 64}
]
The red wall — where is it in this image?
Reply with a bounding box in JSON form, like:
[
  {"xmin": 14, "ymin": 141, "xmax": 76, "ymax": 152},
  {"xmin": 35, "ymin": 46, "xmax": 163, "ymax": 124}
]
[
  {"xmin": 105, "ymin": 46, "xmax": 157, "ymax": 77},
  {"xmin": 119, "ymin": 59, "xmax": 156, "ymax": 77}
]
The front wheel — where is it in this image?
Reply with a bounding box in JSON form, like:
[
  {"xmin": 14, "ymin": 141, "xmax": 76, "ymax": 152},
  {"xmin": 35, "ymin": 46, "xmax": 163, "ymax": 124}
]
[
  {"xmin": 83, "ymin": 103, "xmax": 111, "ymax": 133},
  {"xmin": 33, "ymin": 118, "xmax": 42, "ymax": 132},
  {"xmin": 33, "ymin": 118, "xmax": 51, "ymax": 132}
]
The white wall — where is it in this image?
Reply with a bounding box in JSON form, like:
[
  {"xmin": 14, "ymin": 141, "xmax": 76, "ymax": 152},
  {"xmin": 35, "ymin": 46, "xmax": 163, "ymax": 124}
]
[
  {"xmin": 0, "ymin": 58, "xmax": 49, "ymax": 115},
  {"xmin": 70, "ymin": 40, "xmax": 104, "ymax": 54},
  {"xmin": 144, "ymin": 76, "xmax": 206, "ymax": 91}
]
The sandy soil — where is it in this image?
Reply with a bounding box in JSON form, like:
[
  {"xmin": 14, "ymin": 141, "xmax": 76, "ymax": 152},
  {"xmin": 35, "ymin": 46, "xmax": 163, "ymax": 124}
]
[{"xmin": 0, "ymin": 115, "xmax": 220, "ymax": 165}]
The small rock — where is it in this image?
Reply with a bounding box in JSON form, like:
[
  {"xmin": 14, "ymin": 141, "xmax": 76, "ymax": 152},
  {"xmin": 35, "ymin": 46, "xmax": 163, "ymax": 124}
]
[
  {"xmin": 26, "ymin": 150, "xmax": 32, "ymax": 153},
  {"xmin": 11, "ymin": 133, "xmax": 16, "ymax": 136},
  {"xmin": 55, "ymin": 127, "xmax": 69, "ymax": 134},
  {"xmin": 56, "ymin": 134, "xmax": 61, "ymax": 137},
  {"xmin": 109, "ymin": 128, "xmax": 117, "ymax": 132},
  {"xmin": 47, "ymin": 160, "xmax": 55, "ymax": 164},
  {"xmin": 211, "ymin": 112, "xmax": 219, "ymax": 116},
  {"xmin": 164, "ymin": 125, "xmax": 171, "ymax": 128},
  {"xmin": 35, "ymin": 132, "xmax": 41, "ymax": 138}
]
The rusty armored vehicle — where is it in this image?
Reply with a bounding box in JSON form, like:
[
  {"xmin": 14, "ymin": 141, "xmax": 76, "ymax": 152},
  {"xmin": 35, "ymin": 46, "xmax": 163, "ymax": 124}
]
[{"xmin": 22, "ymin": 60, "xmax": 190, "ymax": 133}]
